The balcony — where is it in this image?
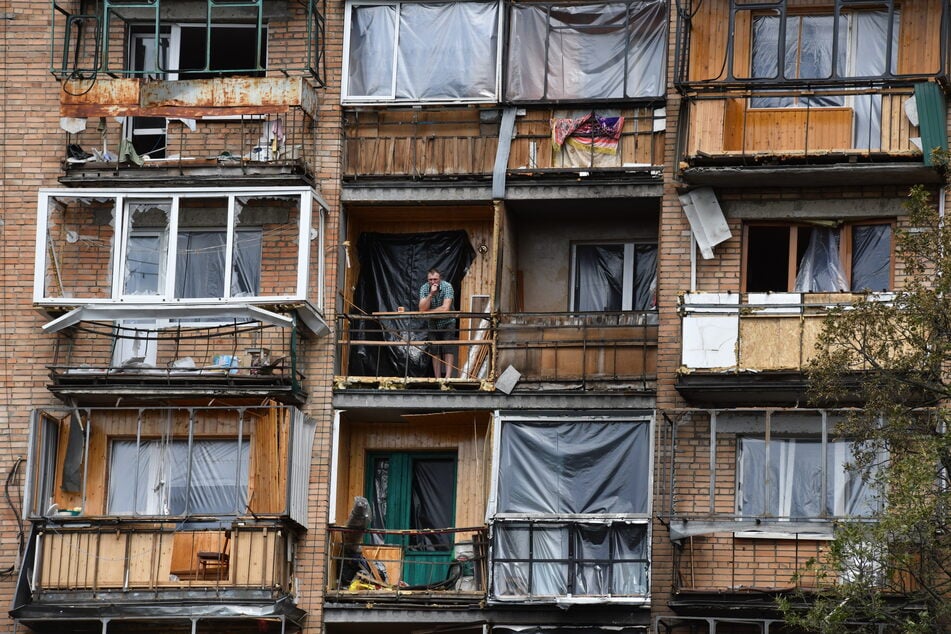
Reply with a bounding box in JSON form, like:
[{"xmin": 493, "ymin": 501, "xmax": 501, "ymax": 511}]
[
  {"xmin": 47, "ymin": 319, "xmax": 307, "ymax": 404},
  {"xmin": 50, "ymin": 0, "xmax": 324, "ymax": 181},
  {"xmin": 673, "ymin": 0, "xmax": 949, "ymax": 186},
  {"xmin": 496, "ymin": 312, "xmax": 657, "ymax": 391},
  {"xmin": 13, "ymin": 403, "xmax": 316, "ymax": 631},
  {"xmin": 34, "ymin": 187, "xmax": 328, "ymax": 337},
  {"xmin": 13, "ymin": 519, "xmax": 304, "ymax": 632},
  {"xmin": 343, "ymin": 106, "xmax": 664, "ymax": 182},
  {"xmin": 325, "ymin": 526, "xmax": 488, "ymax": 603},
  {"xmin": 677, "ymin": 292, "xmax": 884, "ymax": 405}
]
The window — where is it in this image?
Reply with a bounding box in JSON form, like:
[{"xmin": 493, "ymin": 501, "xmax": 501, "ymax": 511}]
[
  {"xmin": 748, "ymin": 9, "xmax": 898, "ymax": 89},
  {"xmin": 491, "ymin": 419, "xmax": 651, "ymax": 599},
  {"xmin": 744, "ymin": 222, "xmax": 892, "ymax": 293},
  {"xmin": 343, "ymin": 0, "xmax": 500, "ymax": 103},
  {"xmin": 571, "ymin": 243, "xmax": 657, "ymax": 311},
  {"xmin": 117, "ymin": 195, "xmax": 299, "ymax": 301},
  {"xmin": 737, "ymin": 437, "xmax": 878, "ymax": 519},
  {"xmin": 108, "ymin": 439, "xmax": 250, "ymax": 516},
  {"xmin": 505, "ymin": 0, "xmax": 666, "ymax": 101}
]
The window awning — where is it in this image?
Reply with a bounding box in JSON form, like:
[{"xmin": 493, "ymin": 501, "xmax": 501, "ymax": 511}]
[{"xmin": 41, "ymin": 302, "xmax": 330, "ymax": 337}]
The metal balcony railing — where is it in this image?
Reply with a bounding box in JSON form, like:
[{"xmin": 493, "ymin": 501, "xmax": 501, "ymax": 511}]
[
  {"xmin": 325, "ymin": 526, "xmax": 488, "ymax": 601},
  {"xmin": 496, "ymin": 311, "xmax": 658, "ymax": 388},
  {"xmin": 48, "ymin": 319, "xmax": 306, "ymax": 398},
  {"xmin": 334, "ymin": 312, "xmax": 494, "ymax": 386}
]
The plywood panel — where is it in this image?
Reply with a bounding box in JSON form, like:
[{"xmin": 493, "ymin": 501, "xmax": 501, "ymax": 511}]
[
  {"xmin": 739, "ymin": 316, "xmax": 803, "ymax": 370},
  {"xmin": 252, "ymin": 407, "xmax": 288, "ymax": 514},
  {"xmin": 687, "ymin": 100, "xmax": 726, "ymax": 155}
]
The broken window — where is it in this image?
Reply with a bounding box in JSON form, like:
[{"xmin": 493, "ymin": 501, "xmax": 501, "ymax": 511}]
[
  {"xmin": 505, "ymin": 0, "xmax": 666, "ymax": 101},
  {"xmin": 126, "ymin": 24, "xmax": 268, "ymax": 157},
  {"xmin": 571, "ymin": 243, "xmax": 657, "ymax": 311},
  {"xmin": 744, "ymin": 222, "xmax": 892, "ymax": 293},
  {"xmin": 491, "ymin": 419, "xmax": 651, "ymax": 599},
  {"xmin": 342, "ymin": 0, "xmax": 500, "ymax": 103},
  {"xmin": 737, "ymin": 437, "xmax": 879, "ymax": 519},
  {"xmin": 39, "ymin": 189, "xmax": 315, "ymax": 306},
  {"xmin": 108, "ymin": 439, "xmax": 250, "ymax": 516}
]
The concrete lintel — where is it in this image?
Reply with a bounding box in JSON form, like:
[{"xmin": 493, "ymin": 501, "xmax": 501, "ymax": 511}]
[
  {"xmin": 682, "ymin": 163, "xmax": 943, "ymax": 188},
  {"xmin": 723, "ymin": 195, "xmax": 912, "ymax": 220},
  {"xmin": 332, "ymin": 391, "xmax": 656, "ymax": 413},
  {"xmin": 342, "ymin": 181, "xmax": 664, "ymax": 204}
]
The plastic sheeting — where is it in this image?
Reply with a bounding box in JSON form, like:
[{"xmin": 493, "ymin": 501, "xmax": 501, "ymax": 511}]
[
  {"xmin": 738, "ymin": 437, "xmax": 877, "ymax": 519},
  {"xmin": 108, "ymin": 439, "xmax": 250, "ymax": 516},
  {"xmin": 505, "ymin": 0, "xmax": 666, "ymax": 100},
  {"xmin": 348, "ymin": 230, "xmax": 475, "ymax": 377},
  {"xmin": 496, "ymin": 421, "xmax": 650, "ymax": 514},
  {"xmin": 492, "ymin": 521, "xmax": 648, "ymax": 596},
  {"xmin": 346, "ymin": 1, "xmax": 499, "ymax": 101},
  {"xmin": 794, "ymin": 227, "xmax": 848, "ymax": 292},
  {"xmin": 574, "ymin": 244, "xmax": 656, "ymax": 311},
  {"xmin": 851, "ymin": 224, "xmax": 891, "ymax": 291}
]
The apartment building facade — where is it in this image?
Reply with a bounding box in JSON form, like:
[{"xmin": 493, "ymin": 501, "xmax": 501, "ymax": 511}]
[{"xmin": 0, "ymin": 0, "xmax": 946, "ymax": 633}]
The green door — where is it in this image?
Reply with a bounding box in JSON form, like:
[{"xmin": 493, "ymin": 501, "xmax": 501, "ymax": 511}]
[{"xmin": 366, "ymin": 452, "xmax": 457, "ymax": 587}]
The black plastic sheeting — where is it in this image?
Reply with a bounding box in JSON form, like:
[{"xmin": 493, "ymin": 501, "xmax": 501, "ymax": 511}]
[{"xmin": 348, "ymin": 230, "xmax": 475, "ymax": 377}]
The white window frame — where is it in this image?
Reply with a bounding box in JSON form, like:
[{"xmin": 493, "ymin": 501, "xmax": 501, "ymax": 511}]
[
  {"xmin": 341, "ymin": 0, "xmax": 504, "ymax": 105},
  {"xmin": 35, "ymin": 187, "xmax": 318, "ymax": 308}
]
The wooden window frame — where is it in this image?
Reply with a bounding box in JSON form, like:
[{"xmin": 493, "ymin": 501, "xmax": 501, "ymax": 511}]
[{"xmin": 741, "ymin": 219, "xmax": 895, "ymax": 293}]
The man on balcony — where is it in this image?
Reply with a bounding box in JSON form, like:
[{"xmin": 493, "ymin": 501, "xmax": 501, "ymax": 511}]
[{"xmin": 418, "ymin": 268, "xmax": 456, "ymax": 379}]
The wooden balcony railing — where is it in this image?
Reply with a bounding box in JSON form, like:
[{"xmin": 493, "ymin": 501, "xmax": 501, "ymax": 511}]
[
  {"xmin": 343, "ymin": 107, "xmax": 664, "ymax": 179},
  {"xmin": 29, "ymin": 520, "xmax": 291, "ymax": 595},
  {"xmin": 496, "ymin": 312, "xmax": 658, "ymax": 388},
  {"xmin": 683, "ymin": 87, "xmax": 921, "ymax": 163},
  {"xmin": 325, "ymin": 526, "xmax": 488, "ymax": 602}
]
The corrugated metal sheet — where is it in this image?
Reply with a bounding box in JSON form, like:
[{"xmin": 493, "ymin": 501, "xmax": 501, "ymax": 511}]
[
  {"xmin": 288, "ymin": 409, "xmax": 318, "ymax": 528},
  {"xmin": 915, "ymin": 81, "xmax": 948, "ymax": 166}
]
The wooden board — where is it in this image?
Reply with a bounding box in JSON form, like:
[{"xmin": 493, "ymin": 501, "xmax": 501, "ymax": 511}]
[{"xmin": 739, "ymin": 316, "xmax": 803, "ymax": 370}]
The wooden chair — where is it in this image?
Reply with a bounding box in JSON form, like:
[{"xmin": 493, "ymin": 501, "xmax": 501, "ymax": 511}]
[{"xmin": 197, "ymin": 531, "xmax": 231, "ymax": 581}]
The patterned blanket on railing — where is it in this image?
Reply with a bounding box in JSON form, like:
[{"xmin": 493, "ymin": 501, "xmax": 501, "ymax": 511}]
[{"xmin": 551, "ymin": 113, "xmax": 625, "ymax": 155}]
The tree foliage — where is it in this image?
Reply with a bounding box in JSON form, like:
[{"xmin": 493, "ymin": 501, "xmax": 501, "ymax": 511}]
[{"xmin": 780, "ymin": 181, "xmax": 951, "ymax": 632}]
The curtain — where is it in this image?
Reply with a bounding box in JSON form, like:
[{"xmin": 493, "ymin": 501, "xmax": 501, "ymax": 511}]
[
  {"xmin": 176, "ymin": 231, "xmax": 226, "ymax": 298},
  {"xmin": 738, "ymin": 437, "xmax": 876, "ymax": 518},
  {"xmin": 108, "ymin": 439, "xmax": 250, "ymax": 516},
  {"xmin": 794, "ymin": 227, "xmax": 848, "ymax": 292},
  {"xmin": 574, "ymin": 245, "xmax": 624, "ymax": 311}
]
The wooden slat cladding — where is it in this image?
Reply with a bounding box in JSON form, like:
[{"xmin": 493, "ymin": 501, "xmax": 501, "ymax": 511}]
[
  {"xmin": 343, "ymin": 107, "xmax": 664, "ymax": 178},
  {"xmin": 689, "ymin": 0, "xmax": 942, "ymax": 82},
  {"xmin": 335, "ymin": 415, "xmax": 492, "ymax": 532},
  {"xmin": 37, "ymin": 525, "xmax": 287, "ymax": 590},
  {"xmin": 49, "ymin": 407, "xmax": 292, "ymax": 516}
]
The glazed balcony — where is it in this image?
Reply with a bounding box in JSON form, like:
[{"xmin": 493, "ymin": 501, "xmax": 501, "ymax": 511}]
[
  {"xmin": 325, "ymin": 526, "xmax": 488, "ymax": 603},
  {"xmin": 674, "ymin": 0, "xmax": 949, "ymax": 184},
  {"xmin": 342, "ymin": 106, "xmax": 664, "ymax": 181}
]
